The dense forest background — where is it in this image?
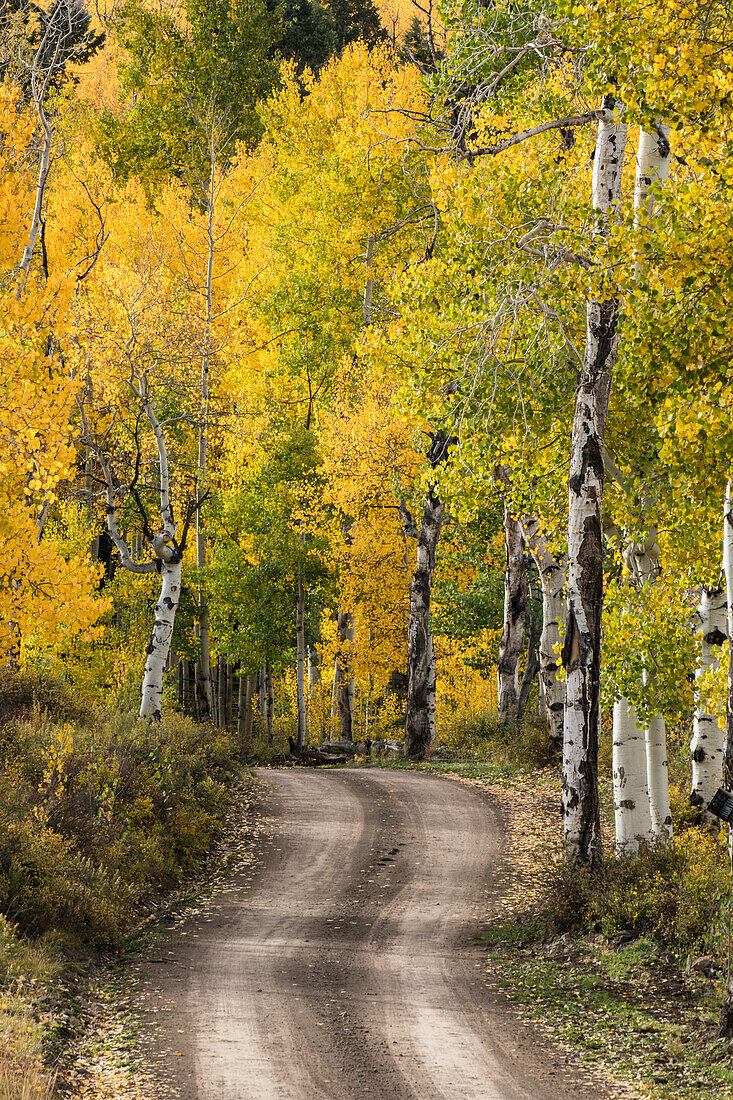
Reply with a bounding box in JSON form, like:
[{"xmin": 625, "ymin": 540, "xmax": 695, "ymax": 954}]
[
  {"xmin": 8, "ymin": 1, "xmax": 733, "ymax": 1093},
  {"xmin": 5, "ymin": 0, "xmax": 733, "ymax": 995}
]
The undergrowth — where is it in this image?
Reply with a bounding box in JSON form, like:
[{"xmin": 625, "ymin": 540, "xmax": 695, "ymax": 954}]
[
  {"xmin": 0, "ymin": 670, "xmax": 246, "ymax": 1096},
  {"xmin": 0, "ymin": 671, "xmax": 242, "ymax": 943},
  {"xmin": 550, "ymin": 829, "xmax": 730, "ymax": 954}
]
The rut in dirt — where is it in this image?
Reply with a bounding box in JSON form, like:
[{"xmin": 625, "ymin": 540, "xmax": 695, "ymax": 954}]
[{"xmin": 132, "ymin": 767, "xmax": 613, "ymax": 1100}]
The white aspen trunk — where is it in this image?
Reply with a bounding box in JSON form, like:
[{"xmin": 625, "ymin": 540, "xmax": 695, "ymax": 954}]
[
  {"xmin": 427, "ymin": 633, "xmax": 437, "ymax": 744},
  {"xmin": 347, "ymin": 621, "xmax": 356, "ymax": 733},
  {"xmin": 690, "ymin": 585, "xmax": 727, "ymax": 817},
  {"xmin": 615, "ymin": 536, "xmax": 672, "ymax": 844},
  {"xmin": 259, "ymin": 666, "xmax": 267, "ymax": 731},
  {"xmin": 336, "ymin": 610, "xmax": 355, "ymax": 740},
  {"xmin": 97, "ymin": 384, "xmax": 184, "ymax": 723},
  {"xmin": 562, "ymin": 97, "xmax": 627, "ymax": 867},
  {"xmin": 497, "ymin": 505, "xmax": 527, "ymax": 723},
  {"xmin": 182, "ymin": 657, "xmax": 190, "ymax": 713},
  {"xmin": 633, "ymin": 124, "xmax": 671, "ymax": 276},
  {"xmin": 19, "ymin": 39, "xmax": 57, "ymax": 290},
  {"xmin": 719, "ymin": 483, "xmax": 733, "ymax": 1037},
  {"xmin": 724, "ymin": 483, "xmax": 733, "ymax": 795},
  {"xmin": 217, "ymin": 654, "xmax": 226, "ymax": 730},
  {"xmin": 404, "ymin": 432, "xmax": 454, "ymax": 758},
  {"xmin": 519, "ymin": 515, "xmax": 566, "ymax": 750},
  {"xmin": 331, "ymin": 657, "xmax": 339, "ymax": 720},
  {"xmin": 137, "ymin": 392, "xmax": 181, "ymax": 721},
  {"xmin": 308, "ymin": 646, "xmax": 321, "ymax": 687},
  {"xmin": 405, "ymin": 492, "xmax": 445, "ymax": 757},
  {"xmin": 517, "ymin": 594, "xmax": 540, "ymax": 726},
  {"xmin": 646, "ymin": 711, "xmax": 673, "ymax": 840},
  {"xmin": 244, "ymin": 673, "xmax": 254, "ymax": 743},
  {"xmin": 612, "ymin": 698, "xmax": 652, "ymax": 851},
  {"xmin": 237, "ymin": 670, "xmax": 246, "ymax": 745},
  {"xmin": 140, "ymin": 559, "xmax": 183, "ymax": 719},
  {"xmin": 296, "ymin": 577, "xmax": 307, "ymax": 748},
  {"xmin": 630, "ymin": 126, "xmax": 673, "ymax": 839}
]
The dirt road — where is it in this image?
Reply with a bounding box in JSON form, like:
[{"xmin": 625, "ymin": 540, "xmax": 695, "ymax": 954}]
[{"xmin": 135, "ymin": 767, "xmax": 610, "ymax": 1099}]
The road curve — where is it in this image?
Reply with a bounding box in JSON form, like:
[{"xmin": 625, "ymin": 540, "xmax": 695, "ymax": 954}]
[{"xmin": 135, "ymin": 767, "xmax": 610, "ymax": 1099}]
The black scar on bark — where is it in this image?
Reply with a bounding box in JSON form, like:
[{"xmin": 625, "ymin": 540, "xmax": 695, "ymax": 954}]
[
  {"xmin": 509, "ymin": 584, "xmax": 525, "ymax": 624},
  {"xmin": 705, "ymin": 628, "xmax": 727, "ymax": 647},
  {"xmin": 619, "ymin": 799, "xmax": 636, "ymax": 809},
  {"xmin": 692, "ymin": 747, "xmax": 707, "ymax": 763},
  {"xmin": 163, "ymin": 597, "xmax": 175, "ymax": 610},
  {"xmin": 568, "ymin": 433, "xmax": 604, "ymax": 499},
  {"xmin": 561, "ymin": 608, "xmax": 581, "ymax": 671}
]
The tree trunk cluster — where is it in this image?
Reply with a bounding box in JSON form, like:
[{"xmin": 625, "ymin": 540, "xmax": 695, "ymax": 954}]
[{"xmin": 404, "ymin": 430, "xmax": 456, "ymax": 760}]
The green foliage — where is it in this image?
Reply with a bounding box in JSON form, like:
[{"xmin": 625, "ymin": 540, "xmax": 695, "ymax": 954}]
[
  {"xmin": 401, "ymin": 17, "xmax": 441, "ymax": 70},
  {"xmin": 325, "ymin": 0, "xmax": 386, "ymax": 53},
  {"xmin": 209, "ymin": 421, "xmax": 333, "ymax": 670},
  {"xmin": 551, "ymin": 830, "xmax": 730, "ymax": 952},
  {"xmin": 97, "ymin": 0, "xmax": 280, "ymax": 188},
  {"xmin": 0, "ymin": 674, "xmax": 242, "ymax": 944},
  {"xmin": 438, "ymin": 709, "xmax": 552, "ymax": 768},
  {"xmin": 275, "ymin": 0, "xmax": 335, "ymax": 73},
  {"xmin": 601, "ymin": 571, "xmax": 698, "ymax": 723}
]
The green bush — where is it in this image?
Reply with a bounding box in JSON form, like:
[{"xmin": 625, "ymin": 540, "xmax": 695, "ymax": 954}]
[
  {"xmin": 0, "ymin": 673, "xmax": 243, "ymax": 945},
  {"xmin": 0, "ymin": 669, "xmax": 94, "ymax": 727},
  {"xmin": 551, "ymin": 828, "xmax": 730, "ymax": 952},
  {"xmin": 438, "ymin": 709, "xmax": 554, "ymax": 768}
]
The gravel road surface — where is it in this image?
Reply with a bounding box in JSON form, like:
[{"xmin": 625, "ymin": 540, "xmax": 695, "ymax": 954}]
[{"xmin": 135, "ymin": 767, "xmax": 611, "ymax": 1099}]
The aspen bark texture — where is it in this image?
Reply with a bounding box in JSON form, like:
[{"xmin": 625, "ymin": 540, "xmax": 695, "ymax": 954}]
[
  {"xmin": 497, "ymin": 505, "xmax": 527, "ymax": 724},
  {"xmin": 690, "ymin": 586, "xmax": 727, "ymax": 818},
  {"xmin": 519, "ymin": 515, "xmax": 567, "ymax": 752},
  {"xmin": 404, "ymin": 431, "xmax": 454, "ymax": 759},
  {"xmin": 562, "ymin": 97, "xmax": 627, "ymax": 867}
]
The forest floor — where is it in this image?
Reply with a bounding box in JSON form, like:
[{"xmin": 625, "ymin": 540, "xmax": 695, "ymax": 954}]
[{"xmin": 60, "ymin": 766, "xmax": 615, "ymax": 1100}]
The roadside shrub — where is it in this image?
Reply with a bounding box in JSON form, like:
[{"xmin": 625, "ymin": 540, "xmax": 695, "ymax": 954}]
[
  {"xmin": 0, "ymin": 674, "xmax": 243, "ymax": 945},
  {"xmin": 552, "ymin": 828, "xmax": 729, "ymax": 952},
  {"xmin": 438, "ymin": 709, "xmax": 554, "ymax": 767},
  {"xmin": 0, "ymin": 669, "xmax": 94, "ymax": 727},
  {"xmin": 0, "ymin": 915, "xmax": 59, "ymax": 987},
  {"xmin": 0, "ymin": 821, "xmax": 135, "ymax": 942}
]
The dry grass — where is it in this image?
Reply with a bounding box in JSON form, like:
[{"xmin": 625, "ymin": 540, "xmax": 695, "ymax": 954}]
[{"xmin": 0, "ymin": 1009, "xmax": 54, "ymax": 1099}]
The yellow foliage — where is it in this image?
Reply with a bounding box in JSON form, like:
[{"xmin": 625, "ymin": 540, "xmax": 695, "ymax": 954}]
[{"xmin": 0, "ymin": 89, "xmax": 107, "ymax": 662}]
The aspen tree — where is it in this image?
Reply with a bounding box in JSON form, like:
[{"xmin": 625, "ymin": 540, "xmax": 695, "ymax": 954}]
[
  {"xmin": 0, "ymin": 15, "xmax": 105, "ymax": 664},
  {"xmin": 81, "ymin": 375, "xmax": 199, "ymax": 720},
  {"xmin": 562, "ymin": 97, "xmax": 628, "ymax": 867},
  {"xmin": 404, "ymin": 431, "xmax": 454, "ymax": 759},
  {"xmin": 519, "ymin": 515, "xmax": 566, "ymax": 753},
  {"xmin": 722, "ymin": 486, "xmax": 733, "ymax": 1036},
  {"xmin": 496, "ymin": 504, "xmax": 527, "ymax": 724},
  {"xmin": 631, "ymin": 127, "xmax": 673, "ymax": 843},
  {"xmin": 690, "ymin": 585, "xmax": 727, "ymax": 817},
  {"xmin": 724, "ymin": 484, "xmax": 733, "ymax": 797}
]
